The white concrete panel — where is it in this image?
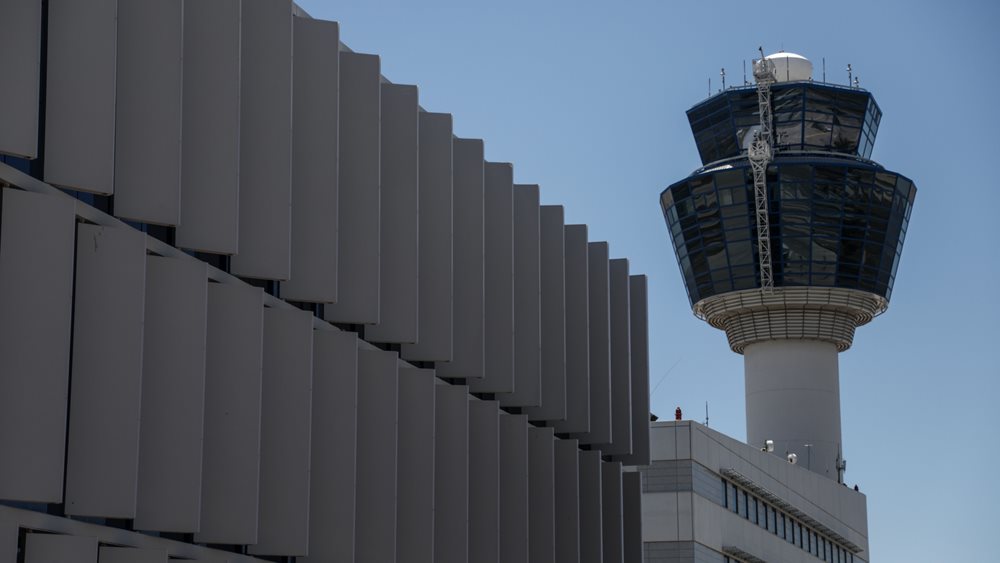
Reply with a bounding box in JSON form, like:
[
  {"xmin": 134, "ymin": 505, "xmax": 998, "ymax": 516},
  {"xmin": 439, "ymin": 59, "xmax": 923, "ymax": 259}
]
[
  {"xmin": 435, "ymin": 384, "xmax": 470, "ymax": 563},
  {"xmin": 65, "ymin": 224, "xmax": 146, "ymax": 518},
  {"xmin": 618, "ymin": 276, "xmax": 650, "ymax": 467},
  {"xmin": 639, "ymin": 492, "xmax": 679, "ymax": 542},
  {"xmin": 577, "ymin": 242, "xmax": 611, "ymax": 446},
  {"xmin": 135, "ymin": 256, "xmax": 208, "ymax": 532},
  {"xmin": 177, "ymin": 0, "xmax": 241, "ymax": 254},
  {"xmin": 0, "ymin": 189, "xmax": 75, "ymax": 503},
  {"xmin": 470, "ymin": 163, "xmax": 514, "ymax": 394},
  {"xmin": 0, "ymin": 0, "xmax": 41, "ymax": 158},
  {"xmin": 648, "ymin": 425, "xmax": 677, "ymax": 462},
  {"xmin": 499, "ymin": 414, "xmax": 528, "ymax": 563},
  {"xmin": 248, "ymin": 307, "xmax": 314, "ymax": 556},
  {"xmin": 469, "ymin": 400, "xmax": 500, "ymax": 563},
  {"xmin": 527, "ymin": 206, "xmax": 566, "ymax": 421},
  {"xmin": 500, "ymin": 184, "xmax": 540, "ymax": 407},
  {"xmin": 604, "ymin": 259, "xmax": 632, "ymax": 457},
  {"xmin": 365, "ymin": 83, "xmax": 419, "ymax": 343},
  {"xmin": 44, "ymin": 0, "xmax": 117, "ymax": 194},
  {"xmin": 529, "ymin": 427, "xmax": 555, "ymax": 563},
  {"xmin": 397, "ymin": 367, "xmax": 436, "ymax": 563},
  {"xmin": 676, "ymin": 491, "xmax": 692, "ymax": 541},
  {"xmin": 98, "ymin": 547, "xmax": 166, "ymax": 563},
  {"xmin": 230, "ymin": 0, "xmax": 293, "ymax": 280},
  {"xmin": 355, "ymin": 349, "xmax": 398, "ymax": 562},
  {"xmin": 602, "ymin": 461, "xmax": 623, "ymax": 563},
  {"xmin": 25, "ymin": 534, "xmax": 98, "ymax": 563},
  {"xmin": 437, "ymin": 138, "xmax": 485, "ymax": 379},
  {"xmin": 555, "ymin": 224, "xmax": 589, "ymax": 435},
  {"xmin": 304, "ymin": 329, "xmax": 358, "ymax": 563},
  {"xmin": 579, "ymin": 450, "xmax": 603, "ymax": 563},
  {"xmin": 284, "ymin": 17, "xmax": 340, "ymax": 303},
  {"xmin": 554, "ymin": 438, "xmax": 580, "ymax": 563},
  {"xmin": 621, "ymin": 472, "xmax": 642, "ymax": 563},
  {"xmin": 402, "ymin": 112, "xmax": 454, "ymax": 362},
  {"xmin": 196, "ymin": 283, "xmax": 264, "ymax": 545},
  {"xmin": 325, "ymin": 52, "xmax": 380, "ymax": 324},
  {"xmin": 675, "ymin": 425, "xmax": 691, "ymax": 460},
  {"xmin": 113, "ymin": 0, "xmax": 183, "ymax": 226}
]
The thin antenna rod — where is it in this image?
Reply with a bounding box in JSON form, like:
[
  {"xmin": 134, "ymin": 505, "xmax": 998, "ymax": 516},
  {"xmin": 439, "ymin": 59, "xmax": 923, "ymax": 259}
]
[
  {"xmin": 720, "ymin": 68, "xmax": 726, "ymax": 90},
  {"xmin": 651, "ymin": 357, "xmax": 682, "ymax": 397},
  {"xmin": 847, "ymin": 63, "xmax": 853, "ymax": 86},
  {"xmin": 705, "ymin": 401, "xmax": 710, "ymax": 427},
  {"xmin": 708, "ymin": 77, "xmax": 711, "ymax": 97},
  {"xmin": 743, "ymin": 60, "xmax": 748, "ymax": 85},
  {"xmin": 822, "ymin": 57, "xmax": 826, "ymax": 82}
]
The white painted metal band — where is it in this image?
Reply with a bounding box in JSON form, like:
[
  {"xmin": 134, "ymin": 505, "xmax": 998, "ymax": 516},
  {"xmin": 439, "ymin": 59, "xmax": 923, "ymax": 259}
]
[{"xmin": 693, "ymin": 287, "xmax": 887, "ymax": 353}]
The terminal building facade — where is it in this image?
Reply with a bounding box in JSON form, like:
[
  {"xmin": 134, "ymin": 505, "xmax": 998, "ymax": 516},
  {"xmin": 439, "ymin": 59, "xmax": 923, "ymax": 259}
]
[
  {"xmin": 644, "ymin": 52, "xmax": 916, "ymax": 562},
  {"xmin": 0, "ymin": 1, "xmax": 650, "ymax": 562}
]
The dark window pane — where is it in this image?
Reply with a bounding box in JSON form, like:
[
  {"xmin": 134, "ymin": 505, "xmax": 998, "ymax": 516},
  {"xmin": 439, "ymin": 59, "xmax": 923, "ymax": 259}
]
[
  {"xmin": 728, "ymin": 240, "xmax": 752, "ymax": 266},
  {"xmin": 875, "ymin": 171, "xmax": 897, "ymax": 190},
  {"xmin": 776, "ymin": 122, "xmax": 802, "ymax": 146}
]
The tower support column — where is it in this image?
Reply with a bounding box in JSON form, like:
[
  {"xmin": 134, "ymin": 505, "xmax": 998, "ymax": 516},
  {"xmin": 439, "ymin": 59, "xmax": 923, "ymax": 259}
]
[{"xmin": 744, "ymin": 339, "xmax": 842, "ymax": 480}]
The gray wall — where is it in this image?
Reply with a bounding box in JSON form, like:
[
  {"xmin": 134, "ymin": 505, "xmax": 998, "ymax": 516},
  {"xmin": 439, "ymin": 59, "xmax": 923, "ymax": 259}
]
[
  {"xmin": 366, "ymin": 82, "xmax": 419, "ymax": 343},
  {"xmin": 134, "ymin": 256, "xmax": 208, "ymax": 533},
  {"xmin": 284, "ymin": 17, "xmax": 340, "ymax": 303},
  {"xmin": 0, "ymin": 189, "xmax": 75, "ymax": 503},
  {"xmin": 229, "ymin": 0, "xmax": 293, "ymax": 281},
  {"xmin": 325, "ymin": 51, "xmax": 381, "ymax": 324},
  {"xmin": 176, "ymin": 0, "xmax": 241, "ymax": 254},
  {"xmin": 397, "ymin": 367, "xmax": 436, "ymax": 563},
  {"xmin": 0, "ymin": 3, "xmax": 650, "ymax": 562},
  {"xmin": 0, "ymin": 0, "xmax": 41, "ymax": 159}
]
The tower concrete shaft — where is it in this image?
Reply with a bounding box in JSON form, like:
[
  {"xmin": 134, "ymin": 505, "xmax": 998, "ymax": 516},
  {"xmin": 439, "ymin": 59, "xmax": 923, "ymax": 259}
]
[{"xmin": 745, "ymin": 340, "xmax": 841, "ymax": 480}]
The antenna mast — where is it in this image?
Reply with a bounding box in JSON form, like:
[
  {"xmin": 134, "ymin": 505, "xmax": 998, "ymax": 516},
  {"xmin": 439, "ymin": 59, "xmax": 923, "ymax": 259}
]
[{"xmin": 749, "ymin": 47, "xmax": 776, "ymax": 292}]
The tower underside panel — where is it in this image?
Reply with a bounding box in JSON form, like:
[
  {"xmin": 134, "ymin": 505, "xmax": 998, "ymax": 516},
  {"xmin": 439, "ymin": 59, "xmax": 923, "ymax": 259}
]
[
  {"xmin": 695, "ymin": 286, "xmax": 886, "ymax": 353},
  {"xmin": 744, "ymin": 340, "xmax": 842, "ymax": 481}
]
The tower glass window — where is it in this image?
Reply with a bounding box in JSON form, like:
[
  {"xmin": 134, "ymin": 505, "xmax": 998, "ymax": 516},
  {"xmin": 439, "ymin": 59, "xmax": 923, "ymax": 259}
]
[{"xmin": 661, "ymin": 159, "xmax": 916, "ymax": 304}]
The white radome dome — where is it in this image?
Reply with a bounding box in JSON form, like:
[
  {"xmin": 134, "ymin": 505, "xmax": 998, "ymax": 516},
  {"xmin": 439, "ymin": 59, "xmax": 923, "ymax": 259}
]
[{"xmin": 761, "ymin": 52, "xmax": 813, "ymax": 83}]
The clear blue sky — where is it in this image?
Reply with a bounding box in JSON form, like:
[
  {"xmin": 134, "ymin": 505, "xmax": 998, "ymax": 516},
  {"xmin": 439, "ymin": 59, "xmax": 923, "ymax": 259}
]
[{"xmin": 301, "ymin": 1, "xmax": 998, "ymax": 560}]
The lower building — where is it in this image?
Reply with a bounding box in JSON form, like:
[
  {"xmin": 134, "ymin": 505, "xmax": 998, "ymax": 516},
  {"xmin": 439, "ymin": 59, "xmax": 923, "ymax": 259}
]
[{"xmin": 639, "ymin": 421, "xmax": 869, "ymax": 563}]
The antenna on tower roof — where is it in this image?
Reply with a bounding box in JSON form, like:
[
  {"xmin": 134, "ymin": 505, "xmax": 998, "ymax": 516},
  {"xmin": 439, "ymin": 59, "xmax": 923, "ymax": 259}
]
[
  {"xmin": 822, "ymin": 57, "xmax": 826, "ymax": 83},
  {"xmin": 720, "ymin": 68, "xmax": 726, "ymax": 90},
  {"xmin": 743, "ymin": 60, "xmax": 748, "ymax": 85},
  {"xmin": 847, "ymin": 63, "xmax": 853, "ymax": 87},
  {"xmin": 704, "ymin": 401, "xmax": 710, "ymax": 427}
]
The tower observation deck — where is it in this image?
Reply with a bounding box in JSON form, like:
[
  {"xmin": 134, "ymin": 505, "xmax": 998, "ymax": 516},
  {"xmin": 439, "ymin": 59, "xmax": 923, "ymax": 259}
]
[{"xmin": 661, "ymin": 52, "xmax": 916, "ymax": 481}]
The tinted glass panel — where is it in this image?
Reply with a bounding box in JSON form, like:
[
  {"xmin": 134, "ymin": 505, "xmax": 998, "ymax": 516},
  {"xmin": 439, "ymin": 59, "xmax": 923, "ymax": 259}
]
[
  {"xmin": 687, "ymin": 84, "xmax": 880, "ymax": 164},
  {"xmin": 661, "ymin": 160, "xmax": 916, "ymax": 305}
]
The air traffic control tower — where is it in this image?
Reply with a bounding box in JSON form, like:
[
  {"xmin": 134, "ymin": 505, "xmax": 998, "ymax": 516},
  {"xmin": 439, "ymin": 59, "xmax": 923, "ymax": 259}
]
[{"xmin": 661, "ymin": 52, "xmax": 916, "ymax": 480}]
